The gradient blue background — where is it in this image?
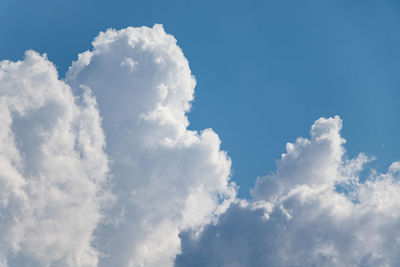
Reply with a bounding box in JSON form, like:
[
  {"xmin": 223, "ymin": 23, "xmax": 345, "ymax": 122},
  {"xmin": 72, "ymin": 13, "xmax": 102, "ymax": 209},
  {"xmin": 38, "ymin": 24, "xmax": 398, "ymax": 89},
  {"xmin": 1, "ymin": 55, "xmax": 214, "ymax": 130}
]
[{"xmin": 1, "ymin": 0, "xmax": 399, "ymax": 197}]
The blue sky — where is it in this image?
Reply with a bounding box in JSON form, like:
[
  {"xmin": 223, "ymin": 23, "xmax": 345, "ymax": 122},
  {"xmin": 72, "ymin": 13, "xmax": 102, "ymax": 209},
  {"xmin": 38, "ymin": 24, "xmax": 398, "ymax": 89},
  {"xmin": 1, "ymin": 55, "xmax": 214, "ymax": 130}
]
[
  {"xmin": 2, "ymin": 1, "xmax": 400, "ymax": 266},
  {"xmin": 1, "ymin": 0, "xmax": 400, "ymax": 197}
]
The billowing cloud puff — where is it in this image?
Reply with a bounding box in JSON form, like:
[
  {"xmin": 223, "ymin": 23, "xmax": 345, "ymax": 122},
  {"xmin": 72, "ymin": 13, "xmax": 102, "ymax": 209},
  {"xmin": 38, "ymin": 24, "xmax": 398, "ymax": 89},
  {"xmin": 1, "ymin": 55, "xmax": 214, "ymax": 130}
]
[
  {"xmin": 176, "ymin": 116, "xmax": 400, "ymax": 266},
  {"xmin": 1, "ymin": 24, "xmax": 399, "ymax": 267},
  {"xmin": 0, "ymin": 25, "xmax": 235, "ymax": 266},
  {"xmin": 66, "ymin": 24, "xmax": 236, "ymax": 267},
  {"xmin": 0, "ymin": 51, "xmax": 109, "ymax": 266}
]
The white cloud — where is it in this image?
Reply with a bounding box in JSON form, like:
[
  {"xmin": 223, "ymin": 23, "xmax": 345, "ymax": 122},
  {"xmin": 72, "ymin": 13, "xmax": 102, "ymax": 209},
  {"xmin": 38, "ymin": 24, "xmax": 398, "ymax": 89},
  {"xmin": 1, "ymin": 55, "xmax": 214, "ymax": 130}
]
[
  {"xmin": 0, "ymin": 51, "xmax": 110, "ymax": 266},
  {"xmin": 1, "ymin": 24, "xmax": 400, "ymax": 267},
  {"xmin": 0, "ymin": 25, "xmax": 236, "ymax": 267},
  {"xmin": 66, "ymin": 24, "xmax": 236, "ymax": 267},
  {"xmin": 176, "ymin": 116, "xmax": 400, "ymax": 266}
]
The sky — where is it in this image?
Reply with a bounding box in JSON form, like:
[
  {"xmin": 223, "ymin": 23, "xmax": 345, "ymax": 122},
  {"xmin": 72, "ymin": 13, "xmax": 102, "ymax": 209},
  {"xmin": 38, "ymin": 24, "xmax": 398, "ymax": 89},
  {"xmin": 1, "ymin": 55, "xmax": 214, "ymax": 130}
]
[
  {"xmin": 1, "ymin": 1, "xmax": 400, "ymax": 266},
  {"xmin": 2, "ymin": 0, "xmax": 400, "ymax": 197}
]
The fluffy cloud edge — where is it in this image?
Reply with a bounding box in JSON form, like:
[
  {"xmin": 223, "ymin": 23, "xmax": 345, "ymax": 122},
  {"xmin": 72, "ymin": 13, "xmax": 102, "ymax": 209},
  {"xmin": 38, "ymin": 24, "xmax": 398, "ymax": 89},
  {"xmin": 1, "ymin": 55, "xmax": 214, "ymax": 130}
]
[{"xmin": 176, "ymin": 116, "xmax": 400, "ymax": 266}]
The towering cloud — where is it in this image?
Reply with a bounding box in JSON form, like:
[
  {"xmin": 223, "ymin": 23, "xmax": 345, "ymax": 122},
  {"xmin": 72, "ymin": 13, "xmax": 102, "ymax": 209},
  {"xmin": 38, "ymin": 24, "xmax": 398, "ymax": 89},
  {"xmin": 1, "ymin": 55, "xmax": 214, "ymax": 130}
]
[
  {"xmin": 66, "ymin": 24, "xmax": 236, "ymax": 267},
  {"xmin": 0, "ymin": 25, "xmax": 235, "ymax": 266}
]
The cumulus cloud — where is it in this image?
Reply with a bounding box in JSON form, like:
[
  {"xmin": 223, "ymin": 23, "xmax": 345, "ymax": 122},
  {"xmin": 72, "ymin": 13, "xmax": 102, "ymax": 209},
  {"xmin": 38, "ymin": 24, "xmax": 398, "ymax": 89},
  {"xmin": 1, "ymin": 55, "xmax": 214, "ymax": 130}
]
[
  {"xmin": 0, "ymin": 51, "xmax": 109, "ymax": 266},
  {"xmin": 176, "ymin": 116, "xmax": 400, "ymax": 266},
  {"xmin": 1, "ymin": 24, "xmax": 399, "ymax": 267},
  {"xmin": 0, "ymin": 25, "xmax": 235, "ymax": 266},
  {"xmin": 66, "ymin": 24, "xmax": 236, "ymax": 267}
]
